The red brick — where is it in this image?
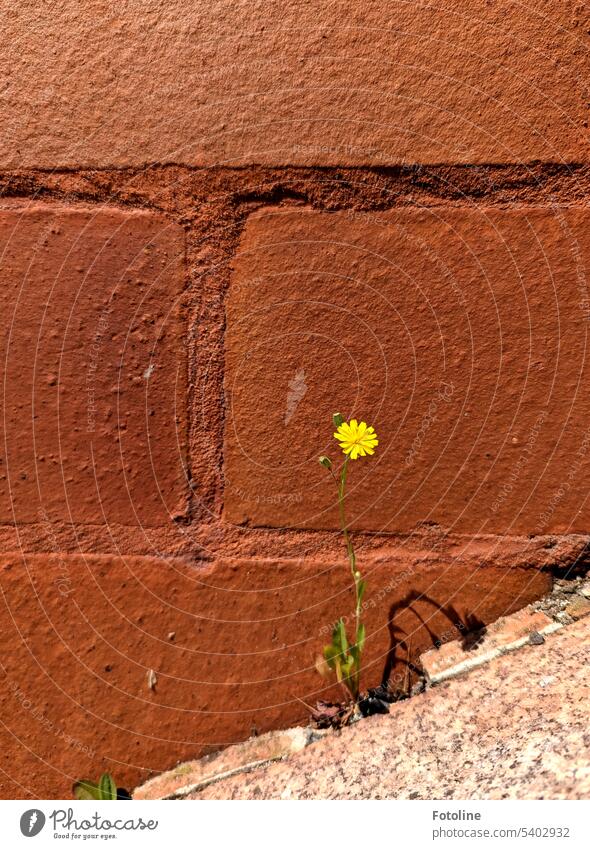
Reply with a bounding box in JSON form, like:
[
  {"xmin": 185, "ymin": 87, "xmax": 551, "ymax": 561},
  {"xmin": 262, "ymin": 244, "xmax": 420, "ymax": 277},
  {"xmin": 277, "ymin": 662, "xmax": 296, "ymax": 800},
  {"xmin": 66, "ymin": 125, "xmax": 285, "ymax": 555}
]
[
  {"xmin": 564, "ymin": 596, "xmax": 590, "ymax": 621},
  {"xmin": 420, "ymin": 607, "xmax": 555, "ymax": 684},
  {"xmin": 0, "ymin": 2, "xmax": 587, "ymax": 167},
  {"xmin": 225, "ymin": 206, "xmax": 590, "ymax": 535},
  {"xmin": 0, "ymin": 205, "xmax": 186, "ymax": 526},
  {"xmin": 0, "ymin": 549, "xmax": 549, "ymax": 798}
]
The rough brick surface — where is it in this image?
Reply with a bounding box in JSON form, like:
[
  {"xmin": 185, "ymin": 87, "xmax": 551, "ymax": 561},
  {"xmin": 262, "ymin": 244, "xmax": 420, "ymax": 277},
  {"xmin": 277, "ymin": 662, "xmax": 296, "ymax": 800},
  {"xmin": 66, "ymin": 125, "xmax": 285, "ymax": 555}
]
[
  {"xmin": 225, "ymin": 206, "xmax": 590, "ymax": 534},
  {"xmin": 1, "ymin": 2, "xmax": 588, "ymax": 168},
  {"xmin": 564, "ymin": 595, "xmax": 590, "ymax": 620},
  {"xmin": 0, "ymin": 204, "xmax": 186, "ymax": 526},
  {"xmin": 1, "ymin": 0, "xmax": 589, "ymax": 804},
  {"xmin": 0, "ymin": 549, "xmax": 549, "ymax": 798}
]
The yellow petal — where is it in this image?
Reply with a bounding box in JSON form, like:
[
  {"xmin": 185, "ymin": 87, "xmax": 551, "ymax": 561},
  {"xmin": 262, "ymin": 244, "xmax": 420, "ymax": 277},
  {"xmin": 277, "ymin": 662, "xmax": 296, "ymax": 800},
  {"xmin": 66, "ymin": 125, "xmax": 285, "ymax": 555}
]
[{"xmin": 334, "ymin": 423, "xmax": 352, "ymax": 439}]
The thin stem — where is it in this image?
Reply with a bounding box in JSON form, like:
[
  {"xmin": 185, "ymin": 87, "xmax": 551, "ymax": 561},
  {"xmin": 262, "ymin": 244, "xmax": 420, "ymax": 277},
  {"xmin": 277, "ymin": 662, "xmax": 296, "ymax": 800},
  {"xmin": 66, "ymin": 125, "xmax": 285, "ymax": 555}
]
[
  {"xmin": 338, "ymin": 460, "xmax": 355, "ymax": 567},
  {"xmin": 337, "ymin": 457, "xmax": 362, "ymax": 698}
]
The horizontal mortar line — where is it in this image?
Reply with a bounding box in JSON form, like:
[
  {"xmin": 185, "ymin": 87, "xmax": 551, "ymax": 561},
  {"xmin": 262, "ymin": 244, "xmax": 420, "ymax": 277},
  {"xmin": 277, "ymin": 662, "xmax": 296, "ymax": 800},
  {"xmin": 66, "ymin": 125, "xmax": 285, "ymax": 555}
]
[
  {"xmin": 0, "ymin": 548, "xmax": 576, "ymax": 571},
  {"xmin": 0, "ymin": 162, "xmax": 590, "ymax": 175},
  {"xmin": 2, "ymin": 192, "xmax": 590, "ymax": 213}
]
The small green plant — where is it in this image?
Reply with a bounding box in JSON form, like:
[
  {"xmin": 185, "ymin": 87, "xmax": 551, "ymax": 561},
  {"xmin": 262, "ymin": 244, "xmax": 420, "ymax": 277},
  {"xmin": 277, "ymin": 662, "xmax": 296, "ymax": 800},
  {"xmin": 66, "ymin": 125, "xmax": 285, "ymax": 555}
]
[
  {"xmin": 73, "ymin": 772, "xmax": 125, "ymax": 800},
  {"xmin": 317, "ymin": 412, "xmax": 378, "ymax": 703}
]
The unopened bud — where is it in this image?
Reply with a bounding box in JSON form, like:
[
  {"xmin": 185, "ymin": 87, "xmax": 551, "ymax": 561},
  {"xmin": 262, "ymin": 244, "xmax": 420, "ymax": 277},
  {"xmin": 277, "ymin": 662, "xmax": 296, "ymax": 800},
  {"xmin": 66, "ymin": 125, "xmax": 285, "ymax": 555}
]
[
  {"xmin": 332, "ymin": 412, "xmax": 344, "ymax": 427},
  {"xmin": 319, "ymin": 455, "xmax": 332, "ymax": 470}
]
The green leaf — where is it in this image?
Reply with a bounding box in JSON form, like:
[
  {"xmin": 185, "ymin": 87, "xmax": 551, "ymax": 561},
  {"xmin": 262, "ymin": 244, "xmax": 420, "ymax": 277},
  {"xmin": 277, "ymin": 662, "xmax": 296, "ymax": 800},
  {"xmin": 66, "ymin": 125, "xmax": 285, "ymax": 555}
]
[
  {"xmin": 323, "ymin": 643, "xmax": 339, "ymax": 669},
  {"xmin": 335, "ymin": 619, "xmax": 348, "ymax": 654},
  {"xmin": 340, "ymin": 655, "xmax": 355, "ymax": 680},
  {"xmin": 336, "ymin": 656, "xmax": 348, "ymax": 678},
  {"xmin": 73, "ymin": 780, "xmax": 100, "ymax": 801},
  {"xmin": 357, "ymin": 623, "xmax": 366, "ymax": 654},
  {"xmin": 330, "ymin": 624, "xmax": 340, "ymax": 653},
  {"xmin": 98, "ymin": 773, "xmax": 117, "ymax": 801},
  {"xmin": 357, "ymin": 579, "xmax": 366, "ymax": 608}
]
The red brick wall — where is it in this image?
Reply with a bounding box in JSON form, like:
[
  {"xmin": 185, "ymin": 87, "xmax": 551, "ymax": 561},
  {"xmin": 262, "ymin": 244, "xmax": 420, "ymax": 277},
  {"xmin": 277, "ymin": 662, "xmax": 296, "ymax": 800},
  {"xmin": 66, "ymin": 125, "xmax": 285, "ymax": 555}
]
[{"xmin": 0, "ymin": 2, "xmax": 588, "ymax": 797}]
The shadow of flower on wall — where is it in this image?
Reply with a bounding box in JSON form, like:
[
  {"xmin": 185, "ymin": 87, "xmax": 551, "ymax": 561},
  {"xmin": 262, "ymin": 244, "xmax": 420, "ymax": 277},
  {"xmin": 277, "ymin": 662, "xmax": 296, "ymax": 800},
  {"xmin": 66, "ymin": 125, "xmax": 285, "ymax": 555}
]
[{"xmin": 381, "ymin": 591, "xmax": 488, "ymax": 696}]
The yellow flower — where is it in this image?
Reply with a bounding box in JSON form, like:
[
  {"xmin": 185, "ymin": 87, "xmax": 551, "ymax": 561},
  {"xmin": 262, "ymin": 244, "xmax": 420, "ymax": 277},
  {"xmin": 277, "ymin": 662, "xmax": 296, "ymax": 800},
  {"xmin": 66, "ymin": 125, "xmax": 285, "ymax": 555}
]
[{"xmin": 333, "ymin": 419, "xmax": 378, "ymax": 460}]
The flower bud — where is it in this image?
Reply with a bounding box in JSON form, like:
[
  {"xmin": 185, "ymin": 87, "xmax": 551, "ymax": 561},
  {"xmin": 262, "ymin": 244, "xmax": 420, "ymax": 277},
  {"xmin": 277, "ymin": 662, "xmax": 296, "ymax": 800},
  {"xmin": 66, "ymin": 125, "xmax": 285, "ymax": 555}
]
[
  {"xmin": 318, "ymin": 455, "xmax": 332, "ymax": 470},
  {"xmin": 332, "ymin": 412, "xmax": 344, "ymax": 427}
]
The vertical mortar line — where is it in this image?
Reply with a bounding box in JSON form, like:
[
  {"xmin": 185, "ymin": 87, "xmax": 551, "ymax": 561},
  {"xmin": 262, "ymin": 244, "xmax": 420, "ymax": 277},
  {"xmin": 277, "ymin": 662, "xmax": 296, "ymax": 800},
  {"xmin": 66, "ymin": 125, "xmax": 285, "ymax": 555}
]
[
  {"xmin": 214, "ymin": 198, "xmax": 265, "ymax": 520},
  {"xmin": 179, "ymin": 220, "xmax": 195, "ymax": 523},
  {"xmin": 0, "ymin": 162, "xmax": 587, "ymax": 555}
]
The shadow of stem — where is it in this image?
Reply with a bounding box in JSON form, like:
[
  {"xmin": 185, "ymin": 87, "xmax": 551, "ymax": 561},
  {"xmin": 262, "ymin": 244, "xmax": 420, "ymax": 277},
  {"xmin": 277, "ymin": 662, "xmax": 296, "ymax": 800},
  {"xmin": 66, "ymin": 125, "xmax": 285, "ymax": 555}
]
[{"xmin": 381, "ymin": 590, "xmax": 487, "ymax": 695}]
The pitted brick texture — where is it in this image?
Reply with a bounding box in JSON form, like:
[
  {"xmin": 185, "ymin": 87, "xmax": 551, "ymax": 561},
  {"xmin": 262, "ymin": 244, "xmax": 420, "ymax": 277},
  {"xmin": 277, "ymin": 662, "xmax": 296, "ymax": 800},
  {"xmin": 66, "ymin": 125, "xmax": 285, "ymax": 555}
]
[
  {"xmin": 1, "ymin": 1, "xmax": 588, "ymax": 168},
  {"xmin": 1, "ymin": 0, "xmax": 589, "ymax": 806},
  {"xmin": 0, "ymin": 205, "xmax": 187, "ymax": 526},
  {"xmin": 0, "ymin": 549, "xmax": 550, "ymax": 798},
  {"xmin": 225, "ymin": 206, "xmax": 590, "ymax": 534}
]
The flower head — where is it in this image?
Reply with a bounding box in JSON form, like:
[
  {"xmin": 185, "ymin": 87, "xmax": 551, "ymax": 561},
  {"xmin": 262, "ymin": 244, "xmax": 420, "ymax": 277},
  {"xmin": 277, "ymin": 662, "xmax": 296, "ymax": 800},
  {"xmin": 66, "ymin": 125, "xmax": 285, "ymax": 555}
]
[{"xmin": 333, "ymin": 419, "xmax": 378, "ymax": 460}]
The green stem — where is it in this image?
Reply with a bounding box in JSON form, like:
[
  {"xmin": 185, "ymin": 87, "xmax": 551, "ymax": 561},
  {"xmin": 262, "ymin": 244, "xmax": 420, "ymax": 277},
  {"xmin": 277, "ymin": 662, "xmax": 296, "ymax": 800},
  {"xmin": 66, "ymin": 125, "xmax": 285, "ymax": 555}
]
[{"xmin": 337, "ymin": 457, "xmax": 362, "ymax": 697}]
